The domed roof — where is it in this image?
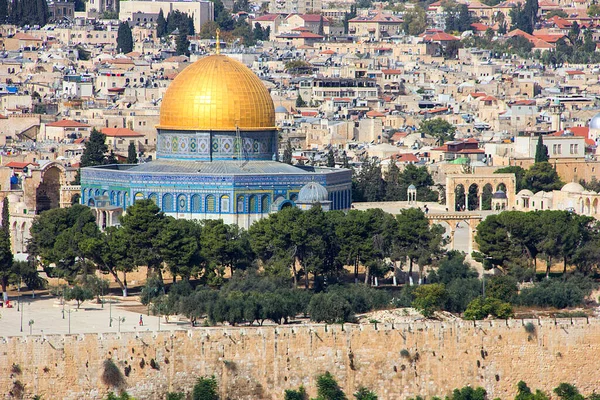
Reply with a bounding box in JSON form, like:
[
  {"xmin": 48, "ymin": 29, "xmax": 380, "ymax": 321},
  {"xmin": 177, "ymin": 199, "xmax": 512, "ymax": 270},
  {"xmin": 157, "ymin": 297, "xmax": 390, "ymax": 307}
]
[
  {"xmin": 298, "ymin": 182, "xmax": 329, "ymax": 203},
  {"xmin": 590, "ymin": 112, "xmax": 600, "ymax": 130},
  {"xmin": 561, "ymin": 182, "xmax": 585, "ymax": 193},
  {"xmin": 158, "ymin": 55, "xmax": 275, "ymax": 131},
  {"xmin": 274, "ymin": 105, "xmax": 288, "ymax": 114},
  {"xmin": 492, "ymin": 190, "xmax": 507, "ymax": 199},
  {"xmin": 408, "ymin": 184, "xmax": 416, "ymax": 190},
  {"xmin": 517, "ymin": 189, "xmax": 534, "ymax": 197}
]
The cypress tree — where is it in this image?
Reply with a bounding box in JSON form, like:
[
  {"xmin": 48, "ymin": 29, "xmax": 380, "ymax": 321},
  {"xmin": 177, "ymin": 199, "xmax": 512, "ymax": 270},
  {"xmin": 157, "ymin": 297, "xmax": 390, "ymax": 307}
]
[
  {"xmin": 0, "ymin": 197, "xmax": 13, "ymax": 302},
  {"xmin": 326, "ymin": 149, "xmax": 335, "ymax": 167},
  {"xmin": 0, "ymin": 0, "xmax": 7, "ymax": 24},
  {"xmin": 116, "ymin": 21, "xmax": 133, "ymax": 53},
  {"xmin": 341, "ymin": 151, "xmax": 350, "ymax": 169},
  {"xmin": 534, "ymin": 135, "xmax": 549, "ymax": 163},
  {"xmin": 127, "ymin": 142, "xmax": 138, "ymax": 164},
  {"xmin": 157, "ymin": 9, "xmax": 167, "ymax": 37},
  {"xmin": 283, "ymin": 139, "xmax": 293, "ymax": 165},
  {"xmin": 175, "ymin": 32, "xmax": 190, "ymax": 56},
  {"xmin": 295, "ymin": 94, "xmax": 307, "ymax": 107}
]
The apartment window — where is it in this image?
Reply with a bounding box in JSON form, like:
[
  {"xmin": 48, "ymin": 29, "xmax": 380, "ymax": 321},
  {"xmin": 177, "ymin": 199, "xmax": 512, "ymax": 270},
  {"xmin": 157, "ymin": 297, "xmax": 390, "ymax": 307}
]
[
  {"xmin": 557, "ymin": 144, "xmax": 562, "ymax": 154},
  {"xmin": 574, "ymin": 144, "xmax": 578, "ymax": 153},
  {"xmin": 570, "ymin": 144, "xmax": 574, "ymax": 154},
  {"xmin": 553, "ymin": 144, "xmax": 557, "ymax": 154}
]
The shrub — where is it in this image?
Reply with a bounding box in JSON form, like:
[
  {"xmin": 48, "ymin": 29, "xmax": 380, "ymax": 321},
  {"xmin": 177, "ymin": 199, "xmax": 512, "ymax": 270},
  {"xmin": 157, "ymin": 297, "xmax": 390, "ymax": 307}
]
[
  {"xmin": 524, "ymin": 322, "xmax": 536, "ymax": 334},
  {"xmin": 412, "ymin": 284, "xmax": 447, "ymax": 318},
  {"xmin": 101, "ymin": 359, "xmax": 125, "ymax": 388},
  {"xmin": 285, "ymin": 386, "xmax": 308, "ymax": 400},
  {"xmin": 166, "ymin": 392, "xmax": 186, "ymax": 400},
  {"xmin": 517, "ymin": 275, "xmax": 595, "ymax": 309},
  {"xmin": 463, "ymin": 297, "xmax": 513, "ymax": 320},
  {"xmin": 444, "ymin": 278, "xmax": 481, "ymax": 313},
  {"xmin": 354, "ymin": 387, "xmax": 378, "ymax": 399},
  {"xmin": 315, "ymin": 371, "xmax": 347, "ymax": 400},
  {"xmin": 64, "ymin": 285, "xmax": 94, "ymax": 309},
  {"xmin": 192, "ymin": 376, "xmax": 219, "ymax": 400},
  {"xmin": 485, "ymin": 275, "xmax": 518, "ymax": 302},
  {"xmin": 553, "ymin": 383, "xmax": 584, "ymax": 400},
  {"xmin": 327, "ymin": 284, "xmax": 391, "ymax": 314}
]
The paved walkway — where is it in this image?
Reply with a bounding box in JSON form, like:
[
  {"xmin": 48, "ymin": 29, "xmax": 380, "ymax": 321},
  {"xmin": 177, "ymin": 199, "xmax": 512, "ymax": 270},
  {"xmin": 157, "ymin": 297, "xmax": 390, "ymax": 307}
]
[{"xmin": 0, "ymin": 295, "xmax": 189, "ymax": 337}]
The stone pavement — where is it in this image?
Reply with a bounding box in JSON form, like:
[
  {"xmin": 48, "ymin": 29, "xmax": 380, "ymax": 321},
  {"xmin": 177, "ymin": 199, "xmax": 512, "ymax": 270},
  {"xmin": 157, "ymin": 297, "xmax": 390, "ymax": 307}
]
[{"xmin": 0, "ymin": 295, "xmax": 189, "ymax": 337}]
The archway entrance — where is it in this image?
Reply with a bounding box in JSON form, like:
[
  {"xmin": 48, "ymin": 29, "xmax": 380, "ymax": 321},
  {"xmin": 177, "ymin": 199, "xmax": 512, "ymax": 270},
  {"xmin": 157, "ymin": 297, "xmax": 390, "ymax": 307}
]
[
  {"xmin": 446, "ymin": 173, "xmax": 517, "ymax": 212},
  {"xmin": 36, "ymin": 166, "xmax": 63, "ymax": 213},
  {"xmin": 455, "ymin": 184, "xmax": 465, "ymax": 211}
]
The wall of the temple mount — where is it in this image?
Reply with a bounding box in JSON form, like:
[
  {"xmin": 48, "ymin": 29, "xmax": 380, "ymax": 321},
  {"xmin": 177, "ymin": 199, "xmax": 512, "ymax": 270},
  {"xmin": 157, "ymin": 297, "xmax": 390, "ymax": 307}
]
[{"xmin": 2, "ymin": 319, "xmax": 600, "ymax": 399}]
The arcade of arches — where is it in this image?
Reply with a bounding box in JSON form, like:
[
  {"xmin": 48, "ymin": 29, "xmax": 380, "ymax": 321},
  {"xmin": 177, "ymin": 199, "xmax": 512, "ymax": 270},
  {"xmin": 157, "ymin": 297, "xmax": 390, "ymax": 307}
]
[{"xmin": 446, "ymin": 174, "xmax": 516, "ymax": 212}]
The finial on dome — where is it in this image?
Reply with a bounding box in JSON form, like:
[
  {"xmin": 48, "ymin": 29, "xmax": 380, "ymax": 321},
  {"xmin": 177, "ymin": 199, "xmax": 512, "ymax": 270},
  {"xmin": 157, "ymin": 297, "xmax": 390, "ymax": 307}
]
[{"xmin": 216, "ymin": 28, "xmax": 220, "ymax": 55}]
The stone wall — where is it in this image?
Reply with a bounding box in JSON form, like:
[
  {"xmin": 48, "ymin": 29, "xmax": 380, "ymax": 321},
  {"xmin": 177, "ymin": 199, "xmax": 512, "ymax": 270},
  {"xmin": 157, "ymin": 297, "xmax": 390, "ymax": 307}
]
[{"xmin": 2, "ymin": 318, "xmax": 600, "ymax": 399}]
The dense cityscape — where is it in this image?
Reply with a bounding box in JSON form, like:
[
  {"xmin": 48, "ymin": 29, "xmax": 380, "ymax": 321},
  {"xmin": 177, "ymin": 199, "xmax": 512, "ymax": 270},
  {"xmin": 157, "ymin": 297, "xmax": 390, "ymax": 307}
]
[{"xmin": 1, "ymin": 0, "xmax": 600, "ymax": 397}]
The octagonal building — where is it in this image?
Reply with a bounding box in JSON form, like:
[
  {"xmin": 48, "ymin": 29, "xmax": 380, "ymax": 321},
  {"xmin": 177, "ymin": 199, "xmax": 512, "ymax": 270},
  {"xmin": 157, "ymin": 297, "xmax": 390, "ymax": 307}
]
[{"xmin": 80, "ymin": 54, "xmax": 352, "ymax": 229}]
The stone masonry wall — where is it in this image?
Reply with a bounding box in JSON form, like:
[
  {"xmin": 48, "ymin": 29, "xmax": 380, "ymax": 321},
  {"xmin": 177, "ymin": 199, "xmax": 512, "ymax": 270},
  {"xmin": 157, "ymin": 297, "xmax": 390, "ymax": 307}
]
[{"xmin": 2, "ymin": 318, "xmax": 600, "ymax": 399}]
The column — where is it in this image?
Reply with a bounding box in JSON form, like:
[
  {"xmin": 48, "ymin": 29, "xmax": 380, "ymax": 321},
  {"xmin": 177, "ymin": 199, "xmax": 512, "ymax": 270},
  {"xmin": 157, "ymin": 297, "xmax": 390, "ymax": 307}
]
[
  {"xmin": 478, "ymin": 190, "xmax": 483, "ymax": 211},
  {"xmin": 465, "ymin": 195, "xmax": 469, "ymax": 211}
]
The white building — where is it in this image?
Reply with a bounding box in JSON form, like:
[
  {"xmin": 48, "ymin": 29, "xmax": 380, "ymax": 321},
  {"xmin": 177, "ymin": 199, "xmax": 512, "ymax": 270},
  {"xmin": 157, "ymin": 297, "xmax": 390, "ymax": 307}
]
[{"xmin": 119, "ymin": 0, "xmax": 214, "ymax": 33}]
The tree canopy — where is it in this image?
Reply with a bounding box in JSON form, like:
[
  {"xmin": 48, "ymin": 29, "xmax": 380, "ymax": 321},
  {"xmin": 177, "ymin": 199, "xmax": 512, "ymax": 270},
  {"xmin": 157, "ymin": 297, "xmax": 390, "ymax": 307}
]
[{"xmin": 419, "ymin": 118, "xmax": 456, "ymax": 144}]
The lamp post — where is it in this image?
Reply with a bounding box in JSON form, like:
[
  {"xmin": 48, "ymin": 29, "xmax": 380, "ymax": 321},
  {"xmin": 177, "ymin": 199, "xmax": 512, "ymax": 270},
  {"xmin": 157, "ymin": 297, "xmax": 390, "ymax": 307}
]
[
  {"xmin": 20, "ymin": 298, "xmax": 24, "ymax": 332},
  {"xmin": 17, "ymin": 277, "xmax": 21, "ymax": 312},
  {"xmin": 28, "ymin": 319, "xmax": 34, "ymax": 335},
  {"xmin": 66, "ymin": 308, "xmax": 75, "ymax": 334},
  {"xmin": 110, "ymin": 316, "xmax": 125, "ymax": 333},
  {"xmin": 109, "ymin": 296, "xmax": 112, "ymax": 327}
]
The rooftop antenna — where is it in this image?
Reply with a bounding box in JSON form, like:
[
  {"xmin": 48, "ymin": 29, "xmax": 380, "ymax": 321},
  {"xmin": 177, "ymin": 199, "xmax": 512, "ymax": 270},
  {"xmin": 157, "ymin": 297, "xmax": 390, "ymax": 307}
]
[{"xmin": 216, "ymin": 28, "xmax": 221, "ymax": 55}]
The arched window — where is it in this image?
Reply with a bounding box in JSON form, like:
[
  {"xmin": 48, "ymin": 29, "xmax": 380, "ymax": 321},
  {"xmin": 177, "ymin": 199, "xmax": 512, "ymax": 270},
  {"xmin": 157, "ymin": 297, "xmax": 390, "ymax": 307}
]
[
  {"xmin": 134, "ymin": 192, "xmax": 144, "ymax": 202},
  {"xmin": 163, "ymin": 193, "xmax": 174, "ymax": 212},
  {"xmin": 249, "ymin": 195, "xmax": 257, "ymax": 213},
  {"xmin": 115, "ymin": 191, "xmax": 121, "ymax": 206},
  {"xmin": 290, "ymin": 193, "xmax": 298, "ymax": 201},
  {"xmin": 177, "ymin": 195, "xmax": 187, "ymax": 212},
  {"xmin": 191, "ymin": 194, "xmax": 201, "ymax": 212},
  {"xmin": 237, "ymin": 195, "xmax": 245, "ymax": 213},
  {"xmin": 206, "ymin": 195, "xmax": 216, "ymax": 212},
  {"xmin": 261, "ymin": 195, "xmax": 269, "ymax": 213},
  {"xmin": 220, "ymin": 195, "xmax": 230, "ymax": 213},
  {"xmin": 148, "ymin": 193, "xmax": 158, "ymax": 205}
]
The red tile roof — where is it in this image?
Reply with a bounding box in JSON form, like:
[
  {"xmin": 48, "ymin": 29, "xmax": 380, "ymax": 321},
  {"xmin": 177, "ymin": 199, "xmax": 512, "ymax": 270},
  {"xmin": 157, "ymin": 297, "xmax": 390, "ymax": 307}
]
[
  {"xmin": 5, "ymin": 161, "xmax": 38, "ymax": 169},
  {"xmin": 46, "ymin": 119, "xmax": 90, "ymax": 128},
  {"xmin": 254, "ymin": 14, "xmax": 280, "ymax": 21},
  {"xmin": 101, "ymin": 128, "xmax": 144, "ymax": 137},
  {"xmin": 394, "ymin": 153, "xmax": 419, "ymax": 163}
]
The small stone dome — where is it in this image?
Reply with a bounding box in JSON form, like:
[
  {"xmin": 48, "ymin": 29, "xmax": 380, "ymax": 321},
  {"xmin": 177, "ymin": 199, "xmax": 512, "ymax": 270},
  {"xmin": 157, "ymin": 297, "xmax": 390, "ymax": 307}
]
[
  {"xmin": 590, "ymin": 112, "xmax": 600, "ymax": 130},
  {"xmin": 561, "ymin": 182, "xmax": 585, "ymax": 193},
  {"xmin": 408, "ymin": 184, "xmax": 416, "ymax": 190},
  {"xmin": 275, "ymin": 105, "xmax": 288, "ymax": 114},
  {"xmin": 492, "ymin": 190, "xmax": 507, "ymax": 199},
  {"xmin": 517, "ymin": 189, "xmax": 534, "ymax": 197},
  {"xmin": 298, "ymin": 182, "xmax": 329, "ymax": 203}
]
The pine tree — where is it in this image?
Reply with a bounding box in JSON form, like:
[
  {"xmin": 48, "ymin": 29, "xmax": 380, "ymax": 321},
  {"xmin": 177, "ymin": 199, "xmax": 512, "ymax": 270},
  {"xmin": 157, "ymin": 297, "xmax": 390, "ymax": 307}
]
[
  {"xmin": 534, "ymin": 135, "xmax": 549, "ymax": 163},
  {"xmin": 127, "ymin": 142, "xmax": 138, "ymax": 164},
  {"xmin": 283, "ymin": 139, "xmax": 293, "ymax": 165},
  {"xmin": 157, "ymin": 9, "xmax": 167, "ymax": 37},
  {"xmin": 318, "ymin": 15, "xmax": 324, "ymax": 36},
  {"xmin": 326, "ymin": 149, "xmax": 335, "ymax": 167},
  {"xmin": 116, "ymin": 21, "xmax": 133, "ymax": 54},
  {"xmin": 296, "ymin": 94, "xmax": 307, "ymax": 108},
  {"xmin": 81, "ymin": 129, "xmax": 109, "ymax": 167},
  {"xmin": 0, "ymin": 197, "xmax": 13, "ymax": 302},
  {"xmin": 341, "ymin": 151, "xmax": 350, "ymax": 169},
  {"xmin": 384, "ymin": 161, "xmax": 402, "ymax": 201}
]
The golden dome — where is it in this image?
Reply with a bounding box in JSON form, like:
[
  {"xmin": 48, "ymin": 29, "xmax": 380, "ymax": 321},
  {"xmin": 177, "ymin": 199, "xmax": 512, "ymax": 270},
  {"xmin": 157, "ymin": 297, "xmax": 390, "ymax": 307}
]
[{"xmin": 158, "ymin": 55, "xmax": 276, "ymax": 131}]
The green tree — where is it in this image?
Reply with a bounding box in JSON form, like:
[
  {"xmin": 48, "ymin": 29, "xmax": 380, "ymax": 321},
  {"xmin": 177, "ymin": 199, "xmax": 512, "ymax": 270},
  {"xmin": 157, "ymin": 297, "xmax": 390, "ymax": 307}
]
[
  {"xmin": 282, "ymin": 139, "xmax": 293, "ymax": 164},
  {"xmin": 201, "ymin": 220, "xmax": 254, "ymax": 280},
  {"xmin": 524, "ymin": 162, "xmax": 563, "ymax": 193},
  {"xmin": 296, "ymin": 93, "xmax": 307, "ymax": 107},
  {"xmin": 448, "ymin": 386, "xmax": 487, "ymax": 400},
  {"xmin": 495, "ymin": 166, "xmax": 526, "ymax": 192},
  {"xmin": 384, "ymin": 161, "xmax": 403, "ymax": 201},
  {"xmin": 534, "ymin": 135, "xmax": 549, "ymax": 163},
  {"xmin": 308, "ymin": 292, "xmax": 353, "ymax": 323},
  {"xmin": 116, "ymin": 22, "xmax": 133, "ymax": 54},
  {"xmin": 192, "ymin": 376, "xmax": 219, "ymax": 400},
  {"xmin": 81, "ymin": 129, "xmax": 109, "ymax": 167},
  {"xmin": 158, "ymin": 218, "xmax": 202, "ymax": 281},
  {"xmin": 157, "ymin": 8, "xmax": 167, "ymax": 37},
  {"xmin": 119, "ymin": 199, "xmax": 166, "ymax": 278},
  {"xmin": 419, "ymin": 118, "xmax": 456, "ymax": 144},
  {"xmin": 515, "ymin": 381, "xmax": 550, "ymax": 400},
  {"xmin": 353, "ymin": 158, "xmax": 385, "ymax": 202},
  {"xmin": 176, "ymin": 32, "xmax": 191, "ymax": 56},
  {"xmin": 0, "ymin": 0, "xmax": 8, "ymax": 23},
  {"xmin": 402, "ymin": 6, "xmax": 426, "ymax": 35},
  {"xmin": 315, "ymin": 372, "xmax": 347, "ymax": 400},
  {"xmin": 64, "ymin": 284, "xmax": 94, "ymax": 309},
  {"xmin": 126, "ymin": 142, "xmax": 138, "ymax": 164},
  {"xmin": 412, "ymin": 283, "xmax": 447, "ymax": 317},
  {"xmin": 463, "ymin": 296, "xmax": 513, "ymax": 320},
  {"xmin": 0, "ymin": 197, "xmax": 13, "ymax": 302},
  {"xmin": 587, "ymin": 3, "xmax": 600, "ymax": 16},
  {"xmin": 354, "ymin": 387, "xmax": 378, "ymax": 399},
  {"xmin": 341, "ymin": 151, "xmax": 350, "ymax": 169},
  {"xmin": 396, "ymin": 208, "xmax": 445, "ymax": 285}
]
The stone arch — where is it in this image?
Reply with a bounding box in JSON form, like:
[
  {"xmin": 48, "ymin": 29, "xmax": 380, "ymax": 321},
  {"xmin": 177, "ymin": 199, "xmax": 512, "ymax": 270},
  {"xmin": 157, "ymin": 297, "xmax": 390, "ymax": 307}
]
[
  {"xmin": 88, "ymin": 198, "xmax": 95, "ymax": 206},
  {"xmin": 454, "ymin": 184, "xmax": 465, "ymax": 211},
  {"xmin": 496, "ymin": 182, "xmax": 507, "ymax": 192},
  {"xmin": 134, "ymin": 192, "xmax": 144, "ymax": 202},
  {"xmin": 36, "ymin": 165, "xmax": 63, "ymax": 213},
  {"xmin": 585, "ymin": 198, "xmax": 591, "ymax": 215},
  {"xmin": 467, "ymin": 183, "xmax": 479, "ymax": 211},
  {"xmin": 163, "ymin": 193, "xmax": 174, "ymax": 212},
  {"xmin": 446, "ymin": 174, "xmax": 517, "ymax": 211},
  {"xmin": 593, "ymin": 198, "xmax": 598, "ymax": 215},
  {"xmin": 481, "ymin": 183, "xmax": 493, "ymax": 211}
]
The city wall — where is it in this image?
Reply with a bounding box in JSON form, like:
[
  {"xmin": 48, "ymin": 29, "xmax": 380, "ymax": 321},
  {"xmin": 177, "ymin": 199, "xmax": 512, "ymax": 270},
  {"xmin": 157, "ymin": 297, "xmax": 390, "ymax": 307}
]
[{"xmin": 2, "ymin": 318, "xmax": 600, "ymax": 399}]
